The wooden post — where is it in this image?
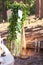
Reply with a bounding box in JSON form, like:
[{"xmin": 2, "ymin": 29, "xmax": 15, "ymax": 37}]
[
  {"xmin": 23, "ymin": 27, "xmax": 26, "ymax": 49},
  {"xmin": 38, "ymin": 41, "xmax": 40, "ymax": 52},
  {"xmin": 20, "ymin": 23, "xmax": 26, "ymax": 56},
  {"xmin": 35, "ymin": 39, "xmax": 38, "ymax": 52}
]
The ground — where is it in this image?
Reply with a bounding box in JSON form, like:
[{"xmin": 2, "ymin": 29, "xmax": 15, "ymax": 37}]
[{"xmin": 14, "ymin": 51, "xmax": 43, "ymax": 65}]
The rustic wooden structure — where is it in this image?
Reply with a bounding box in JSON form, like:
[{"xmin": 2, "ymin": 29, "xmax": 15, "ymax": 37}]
[{"xmin": 35, "ymin": 0, "xmax": 43, "ymax": 18}]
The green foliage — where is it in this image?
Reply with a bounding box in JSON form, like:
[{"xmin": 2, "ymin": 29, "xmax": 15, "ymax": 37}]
[
  {"xmin": 27, "ymin": 0, "xmax": 35, "ymax": 15},
  {"xmin": 8, "ymin": 1, "xmax": 28, "ymax": 41},
  {"xmin": 4, "ymin": 0, "xmax": 12, "ymax": 10},
  {"xmin": 30, "ymin": 3, "xmax": 35, "ymax": 14},
  {"xmin": 8, "ymin": 16, "xmax": 17, "ymax": 41},
  {"xmin": 0, "ymin": 0, "xmax": 12, "ymax": 11},
  {"xmin": 8, "ymin": 1, "xmax": 28, "ymax": 56},
  {"xmin": 0, "ymin": 0, "xmax": 2, "ymax": 11}
]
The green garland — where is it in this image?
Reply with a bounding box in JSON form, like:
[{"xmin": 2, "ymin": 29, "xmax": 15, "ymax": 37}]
[
  {"xmin": 7, "ymin": 1, "xmax": 28, "ymax": 56},
  {"xmin": 8, "ymin": 1, "xmax": 28, "ymax": 41}
]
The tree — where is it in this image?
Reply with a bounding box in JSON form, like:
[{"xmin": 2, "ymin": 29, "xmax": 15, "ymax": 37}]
[{"xmin": 2, "ymin": 0, "xmax": 7, "ymax": 21}]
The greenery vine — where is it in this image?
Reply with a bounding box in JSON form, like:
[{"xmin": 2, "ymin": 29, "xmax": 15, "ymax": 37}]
[{"xmin": 7, "ymin": 1, "xmax": 28, "ymax": 56}]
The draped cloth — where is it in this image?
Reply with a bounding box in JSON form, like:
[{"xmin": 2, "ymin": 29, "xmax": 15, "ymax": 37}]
[{"xmin": 0, "ymin": 36, "xmax": 14, "ymax": 65}]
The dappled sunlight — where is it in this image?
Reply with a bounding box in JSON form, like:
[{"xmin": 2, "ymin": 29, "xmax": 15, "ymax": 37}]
[{"xmin": 0, "ymin": 22, "xmax": 9, "ymax": 32}]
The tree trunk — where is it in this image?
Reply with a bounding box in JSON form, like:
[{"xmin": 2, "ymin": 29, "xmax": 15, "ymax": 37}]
[{"xmin": 2, "ymin": 0, "xmax": 7, "ymax": 21}]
